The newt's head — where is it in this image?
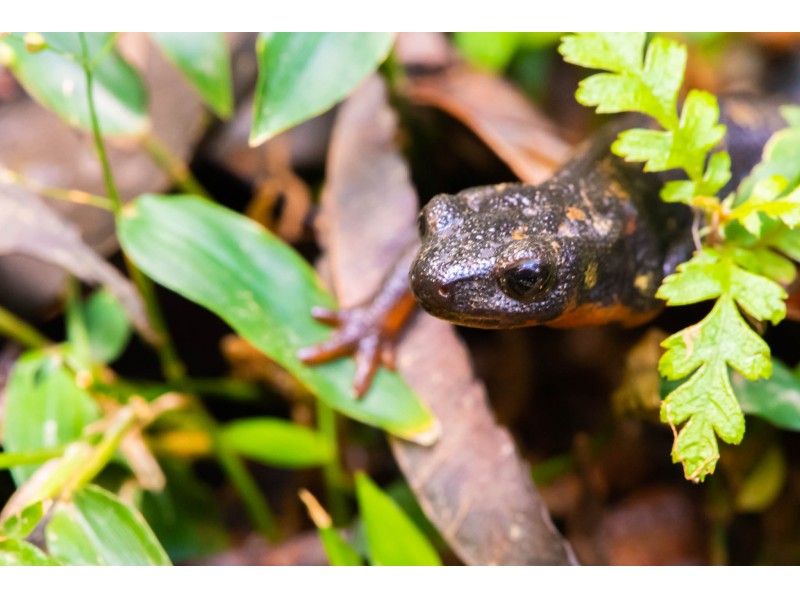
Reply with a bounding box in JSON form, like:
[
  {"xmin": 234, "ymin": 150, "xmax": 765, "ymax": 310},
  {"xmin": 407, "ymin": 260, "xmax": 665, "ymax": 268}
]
[{"xmin": 410, "ymin": 183, "xmax": 593, "ymax": 328}]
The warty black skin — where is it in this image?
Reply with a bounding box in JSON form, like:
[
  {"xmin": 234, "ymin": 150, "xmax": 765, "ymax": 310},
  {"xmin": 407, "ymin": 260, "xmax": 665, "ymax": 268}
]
[{"xmin": 410, "ymin": 96, "xmax": 790, "ymax": 329}]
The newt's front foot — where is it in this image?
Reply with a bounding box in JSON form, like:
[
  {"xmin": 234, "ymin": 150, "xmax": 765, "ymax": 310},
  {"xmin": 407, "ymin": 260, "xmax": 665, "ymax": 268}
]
[{"xmin": 297, "ymin": 289, "xmax": 417, "ymax": 397}]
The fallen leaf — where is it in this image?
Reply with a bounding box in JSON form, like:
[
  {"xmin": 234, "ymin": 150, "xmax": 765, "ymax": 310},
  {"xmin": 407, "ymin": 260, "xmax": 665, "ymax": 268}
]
[
  {"xmin": 0, "ymin": 188, "xmax": 153, "ymax": 341},
  {"xmin": 400, "ymin": 63, "xmax": 571, "ymax": 184},
  {"xmin": 317, "ymin": 74, "xmax": 576, "ymax": 565}
]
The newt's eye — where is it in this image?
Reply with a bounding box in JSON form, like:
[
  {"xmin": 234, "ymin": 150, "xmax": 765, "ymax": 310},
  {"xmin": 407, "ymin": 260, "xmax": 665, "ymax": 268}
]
[{"xmin": 498, "ymin": 258, "xmax": 555, "ymax": 301}]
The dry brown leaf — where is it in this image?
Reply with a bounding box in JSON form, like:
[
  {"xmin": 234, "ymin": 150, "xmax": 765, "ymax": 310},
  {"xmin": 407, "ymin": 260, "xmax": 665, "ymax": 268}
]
[
  {"xmin": 317, "ymin": 74, "xmax": 576, "ymax": 565},
  {"xmin": 0, "ymin": 33, "xmax": 207, "ymax": 318},
  {"xmin": 0, "ymin": 188, "xmax": 154, "ymax": 341},
  {"xmin": 401, "ymin": 63, "xmax": 572, "ymax": 184}
]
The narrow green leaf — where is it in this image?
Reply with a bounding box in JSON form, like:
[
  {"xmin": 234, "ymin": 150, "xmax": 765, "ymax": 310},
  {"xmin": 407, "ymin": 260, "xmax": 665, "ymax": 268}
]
[
  {"xmin": 0, "ymin": 33, "xmax": 148, "ymax": 136},
  {"xmin": 0, "ymin": 539, "xmax": 57, "ymax": 566},
  {"xmin": 733, "ymin": 359, "xmax": 800, "ymax": 431},
  {"xmin": 151, "ymin": 33, "xmax": 233, "ymax": 118},
  {"xmin": 220, "ymin": 418, "xmax": 332, "ymax": 469},
  {"xmin": 250, "ymin": 32, "xmax": 394, "ymax": 145},
  {"xmin": 118, "ymin": 194, "xmax": 437, "ymax": 441},
  {"xmin": 355, "ymin": 472, "xmax": 440, "ymax": 566},
  {"xmin": 68, "ymin": 289, "xmax": 131, "ymax": 364},
  {"xmin": 46, "ymin": 485, "xmax": 170, "ymax": 565},
  {"xmin": 319, "ymin": 527, "xmax": 362, "ymax": 566},
  {"xmin": 3, "ymin": 350, "xmax": 100, "ymax": 484}
]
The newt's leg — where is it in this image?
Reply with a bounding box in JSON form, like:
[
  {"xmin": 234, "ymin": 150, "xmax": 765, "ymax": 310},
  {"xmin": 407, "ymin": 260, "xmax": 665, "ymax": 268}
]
[{"xmin": 297, "ymin": 248, "xmax": 417, "ymax": 397}]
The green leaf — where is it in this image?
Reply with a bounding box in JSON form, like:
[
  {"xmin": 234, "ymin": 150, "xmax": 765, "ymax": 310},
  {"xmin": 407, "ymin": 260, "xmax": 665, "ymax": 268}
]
[
  {"xmin": 0, "ymin": 33, "xmax": 148, "ymax": 136},
  {"xmin": 118, "ymin": 194, "xmax": 437, "ymax": 441},
  {"xmin": 453, "ymin": 32, "xmax": 522, "ymax": 71},
  {"xmin": 658, "ymin": 249, "xmax": 785, "ymax": 325},
  {"xmin": 46, "ymin": 485, "xmax": 170, "ymax": 565},
  {"xmin": 139, "ymin": 461, "xmax": 228, "ymax": 562},
  {"xmin": 560, "ymin": 33, "xmax": 683, "ymax": 129},
  {"xmin": 0, "ymin": 539, "xmax": 57, "ymax": 566},
  {"xmin": 355, "ymin": 472, "xmax": 440, "ymax": 566},
  {"xmin": 71, "ymin": 289, "xmax": 131, "ymax": 364},
  {"xmin": 737, "ymin": 117, "xmax": 800, "ymax": 200},
  {"xmin": 250, "ymin": 32, "xmax": 394, "ymax": 145},
  {"xmin": 661, "ymin": 151, "xmax": 731, "ymax": 203},
  {"xmin": 1, "ymin": 502, "xmax": 45, "ymax": 540},
  {"xmin": 319, "ymin": 527, "xmax": 362, "ymax": 566},
  {"xmin": 3, "ymin": 350, "xmax": 100, "ymax": 484},
  {"xmin": 220, "ymin": 418, "xmax": 332, "ymax": 469},
  {"xmin": 151, "ymin": 33, "xmax": 233, "ymax": 118},
  {"xmin": 733, "ymin": 359, "xmax": 800, "ymax": 431},
  {"xmin": 559, "ymin": 32, "xmax": 646, "ymax": 74},
  {"xmin": 729, "ymin": 247, "xmax": 796, "ymax": 286}
]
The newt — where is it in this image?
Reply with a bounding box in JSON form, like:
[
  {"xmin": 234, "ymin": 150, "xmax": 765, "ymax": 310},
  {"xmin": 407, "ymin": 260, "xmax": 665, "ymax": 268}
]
[{"xmin": 298, "ymin": 95, "xmax": 791, "ymax": 396}]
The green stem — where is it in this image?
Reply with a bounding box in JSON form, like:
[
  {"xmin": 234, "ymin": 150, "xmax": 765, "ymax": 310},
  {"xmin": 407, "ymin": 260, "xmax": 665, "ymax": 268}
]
[
  {"xmin": 317, "ymin": 401, "xmax": 348, "ymax": 526},
  {"xmin": 0, "ymin": 447, "xmax": 65, "ymax": 469},
  {"xmin": 0, "ymin": 304, "xmax": 50, "ymax": 349},
  {"xmin": 78, "ymin": 32, "xmax": 186, "ymax": 383},
  {"xmin": 194, "ymin": 407, "xmax": 278, "ymax": 540},
  {"xmin": 143, "ymin": 134, "xmax": 211, "ymax": 198},
  {"xmin": 177, "ymin": 377, "xmax": 262, "ymax": 402}
]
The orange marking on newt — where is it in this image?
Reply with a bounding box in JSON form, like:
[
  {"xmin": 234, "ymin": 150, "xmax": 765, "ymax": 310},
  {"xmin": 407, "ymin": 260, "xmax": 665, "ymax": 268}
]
[
  {"xmin": 545, "ymin": 301, "xmax": 661, "ymax": 328},
  {"xmin": 566, "ymin": 206, "xmax": 586, "ymax": 221}
]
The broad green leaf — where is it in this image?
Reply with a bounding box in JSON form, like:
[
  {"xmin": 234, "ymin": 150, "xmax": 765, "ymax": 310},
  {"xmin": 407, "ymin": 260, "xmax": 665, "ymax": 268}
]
[
  {"xmin": 733, "ymin": 359, "xmax": 800, "ymax": 431},
  {"xmin": 151, "ymin": 33, "xmax": 233, "ymax": 118},
  {"xmin": 3, "ymin": 350, "xmax": 100, "ymax": 484},
  {"xmin": 250, "ymin": 32, "xmax": 394, "ymax": 145},
  {"xmin": 0, "ymin": 539, "xmax": 57, "ymax": 565},
  {"xmin": 139, "ymin": 461, "xmax": 228, "ymax": 562},
  {"xmin": 118, "ymin": 194, "xmax": 437, "ymax": 441},
  {"xmin": 734, "ymin": 444, "xmax": 786, "ymax": 513},
  {"xmin": 355, "ymin": 472, "xmax": 440, "ymax": 566},
  {"xmin": 729, "ymin": 247, "xmax": 796, "ymax": 286},
  {"xmin": 46, "ymin": 485, "xmax": 170, "ymax": 565},
  {"xmin": 0, "ymin": 502, "xmax": 45, "ymax": 540},
  {"xmin": 220, "ymin": 418, "xmax": 332, "ymax": 469},
  {"xmin": 0, "ymin": 33, "xmax": 148, "ymax": 136},
  {"xmin": 453, "ymin": 32, "xmax": 521, "ymax": 71}
]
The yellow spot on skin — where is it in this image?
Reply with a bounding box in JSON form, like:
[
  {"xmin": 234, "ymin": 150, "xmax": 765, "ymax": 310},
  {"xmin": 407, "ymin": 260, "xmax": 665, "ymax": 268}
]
[
  {"xmin": 634, "ymin": 273, "xmax": 653, "ymax": 294},
  {"xmin": 566, "ymin": 206, "xmax": 586, "ymax": 221},
  {"xmin": 584, "ymin": 262, "xmax": 598, "ymax": 289},
  {"xmin": 511, "ymin": 226, "xmax": 528, "ymax": 240}
]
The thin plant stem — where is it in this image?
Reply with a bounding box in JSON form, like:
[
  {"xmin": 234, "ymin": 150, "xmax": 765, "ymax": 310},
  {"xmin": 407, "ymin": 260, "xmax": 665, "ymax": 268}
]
[
  {"xmin": 78, "ymin": 32, "xmax": 186, "ymax": 383},
  {"xmin": 0, "ymin": 304, "xmax": 50, "ymax": 349},
  {"xmin": 317, "ymin": 400, "xmax": 348, "ymax": 526},
  {"xmin": 193, "ymin": 406, "xmax": 279, "ymax": 540},
  {"xmin": 143, "ymin": 133, "xmax": 211, "ymax": 198},
  {"xmin": 0, "ymin": 167, "xmax": 115, "ymax": 211}
]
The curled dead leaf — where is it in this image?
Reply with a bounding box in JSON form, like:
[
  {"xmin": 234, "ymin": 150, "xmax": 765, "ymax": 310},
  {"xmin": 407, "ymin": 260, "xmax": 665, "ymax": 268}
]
[{"xmin": 316, "ymin": 74, "xmax": 576, "ymax": 565}]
